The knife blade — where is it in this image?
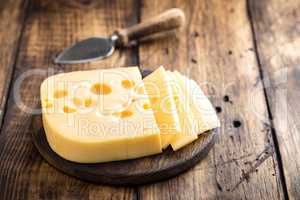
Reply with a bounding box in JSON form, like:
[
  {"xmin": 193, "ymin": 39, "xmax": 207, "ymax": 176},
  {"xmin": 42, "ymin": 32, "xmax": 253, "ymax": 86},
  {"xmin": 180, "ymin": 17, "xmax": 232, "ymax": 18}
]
[{"xmin": 55, "ymin": 37, "xmax": 117, "ymax": 64}]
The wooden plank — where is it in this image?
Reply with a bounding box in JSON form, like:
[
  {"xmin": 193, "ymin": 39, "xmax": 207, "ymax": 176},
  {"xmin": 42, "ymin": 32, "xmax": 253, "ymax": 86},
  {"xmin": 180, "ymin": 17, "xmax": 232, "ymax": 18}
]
[
  {"xmin": 0, "ymin": 1, "xmax": 138, "ymax": 199},
  {"xmin": 138, "ymin": 0, "xmax": 284, "ymax": 199},
  {"xmin": 0, "ymin": 0, "xmax": 28, "ymax": 127},
  {"xmin": 249, "ymin": 0, "xmax": 300, "ymax": 199}
]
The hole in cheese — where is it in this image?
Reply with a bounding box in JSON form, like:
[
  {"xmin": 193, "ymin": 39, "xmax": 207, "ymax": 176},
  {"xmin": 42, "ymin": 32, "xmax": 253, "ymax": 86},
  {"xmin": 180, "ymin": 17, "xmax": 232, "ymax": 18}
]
[
  {"xmin": 54, "ymin": 90, "xmax": 68, "ymax": 98},
  {"xmin": 150, "ymin": 96, "xmax": 159, "ymax": 104},
  {"xmin": 84, "ymin": 98, "xmax": 95, "ymax": 107},
  {"xmin": 90, "ymin": 83, "xmax": 112, "ymax": 95},
  {"xmin": 121, "ymin": 80, "xmax": 135, "ymax": 89},
  {"xmin": 63, "ymin": 105, "xmax": 76, "ymax": 113},
  {"xmin": 143, "ymin": 103, "xmax": 151, "ymax": 110},
  {"xmin": 73, "ymin": 97, "xmax": 83, "ymax": 106},
  {"xmin": 45, "ymin": 102, "xmax": 53, "ymax": 108},
  {"xmin": 173, "ymin": 95, "xmax": 179, "ymax": 103},
  {"xmin": 135, "ymin": 85, "xmax": 146, "ymax": 95},
  {"xmin": 120, "ymin": 110, "xmax": 133, "ymax": 118}
]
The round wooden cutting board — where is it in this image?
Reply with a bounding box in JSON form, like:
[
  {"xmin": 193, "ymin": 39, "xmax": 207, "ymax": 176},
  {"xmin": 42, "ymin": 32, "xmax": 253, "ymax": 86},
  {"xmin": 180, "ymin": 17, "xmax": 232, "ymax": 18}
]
[
  {"xmin": 31, "ymin": 115, "xmax": 217, "ymax": 185},
  {"xmin": 31, "ymin": 69, "xmax": 218, "ymax": 185}
]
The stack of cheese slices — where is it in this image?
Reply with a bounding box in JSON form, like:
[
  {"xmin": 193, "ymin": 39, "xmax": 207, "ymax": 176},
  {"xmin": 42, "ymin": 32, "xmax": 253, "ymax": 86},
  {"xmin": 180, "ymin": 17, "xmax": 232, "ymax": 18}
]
[{"xmin": 40, "ymin": 66, "xmax": 220, "ymax": 163}]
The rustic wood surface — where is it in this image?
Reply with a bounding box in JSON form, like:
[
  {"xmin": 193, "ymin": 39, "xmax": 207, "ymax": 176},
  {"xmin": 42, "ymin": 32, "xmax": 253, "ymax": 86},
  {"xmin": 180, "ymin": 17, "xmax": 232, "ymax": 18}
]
[
  {"xmin": 0, "ymin": 0, "xmax": 28, "ymax": 127},
  {"xmin": 0, "ymin": 0, "xmax": 298, "ymax": 199},
  {"xmin": 249, "ymin": 0, "xmax": 300, "ymax": 199}
]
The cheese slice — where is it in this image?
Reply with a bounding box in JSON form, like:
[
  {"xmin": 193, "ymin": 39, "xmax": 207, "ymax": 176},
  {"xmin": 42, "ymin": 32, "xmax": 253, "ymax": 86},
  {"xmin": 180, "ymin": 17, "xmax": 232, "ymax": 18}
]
[
  {"xmin": 143, "ymin": 66, "xmax": 181, "ymax": 149},
  {"xmin": 166, "ymin": 71, "xmax": 198, "ymax": 150},
  {"xmin": 173, "ymin": 71, "xmax": 220, "ymax": 133},
  {"xmin": 40, "ymin": 67, "xmax": 162, "ymax": 163}
]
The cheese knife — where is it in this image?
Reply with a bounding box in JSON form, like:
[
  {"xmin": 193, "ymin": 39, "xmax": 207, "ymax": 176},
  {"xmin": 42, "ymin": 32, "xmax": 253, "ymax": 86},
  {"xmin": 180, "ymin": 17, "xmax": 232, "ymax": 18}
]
[{"xmin": 55, "ymin": 8, "xmax": 185, "ymax": 64}]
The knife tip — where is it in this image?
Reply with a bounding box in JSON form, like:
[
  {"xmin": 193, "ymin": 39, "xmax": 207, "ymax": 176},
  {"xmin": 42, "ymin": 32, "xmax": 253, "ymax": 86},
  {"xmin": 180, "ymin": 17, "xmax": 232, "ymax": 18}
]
[
  {"xmin": 53, "ymin": 54, "xmax": 61, "ymax": 63},
  {"xmin": 54, "ymin": 53, "xmax": 67, "ymax": 64}
]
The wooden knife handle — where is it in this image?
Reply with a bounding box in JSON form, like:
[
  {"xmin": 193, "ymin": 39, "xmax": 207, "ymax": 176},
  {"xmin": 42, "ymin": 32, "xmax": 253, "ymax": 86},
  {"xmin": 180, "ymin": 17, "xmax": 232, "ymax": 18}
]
[{"xmin": 114, "ymin": 8, "xmax": 185, "ymax": 47}]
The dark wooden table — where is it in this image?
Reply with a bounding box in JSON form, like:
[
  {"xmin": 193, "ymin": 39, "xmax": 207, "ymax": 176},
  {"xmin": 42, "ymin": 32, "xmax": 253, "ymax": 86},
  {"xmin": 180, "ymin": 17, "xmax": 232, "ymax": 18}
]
[{"xmin": 0, "ymin": 0, "xmax": 299, "ymax": 199}]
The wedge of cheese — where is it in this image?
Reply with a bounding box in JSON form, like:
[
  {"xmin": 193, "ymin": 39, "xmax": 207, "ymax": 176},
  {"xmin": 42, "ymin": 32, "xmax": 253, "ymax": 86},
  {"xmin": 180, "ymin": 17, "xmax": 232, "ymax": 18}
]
[
  {"xmin": 173, "ymin": 71, "xmax": 220, "ymax": 133},
  {"xmin": 166, "ymin": 71, "xmax": 198, "ymax": 150},
  {"xmin": 143, "ymin": 66, "xmax": 181, "ymax": 149},
  {"xmin": 41, "ymin": 67, "xmax": 162, "ymax": 163}
]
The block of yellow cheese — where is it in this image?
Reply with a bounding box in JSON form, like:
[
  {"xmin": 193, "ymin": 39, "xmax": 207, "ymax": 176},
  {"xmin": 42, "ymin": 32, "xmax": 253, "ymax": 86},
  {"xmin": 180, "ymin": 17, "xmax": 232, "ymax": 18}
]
[
  {"xmin": 173, "ymin": 71, "xmax": 220, "ymax": 133},
  {"xmin": 143, "ymin": 66, "xmax": 181, "ymax": 149},
  {"xmin": 40, "ymin": 67, "xmax": 162, "ymax": 163},
  {"xmin": 166, "ymin": 71, "xmax": 198, "ymax": 150}
]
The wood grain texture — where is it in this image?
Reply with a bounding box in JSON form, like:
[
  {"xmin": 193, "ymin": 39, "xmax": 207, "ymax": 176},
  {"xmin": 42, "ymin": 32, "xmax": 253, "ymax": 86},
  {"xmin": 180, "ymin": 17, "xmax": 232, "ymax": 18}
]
[
  {"xmin": 0, "ymin": 1, "xmax": 138, "ymax": 199},
  {"xmin": 0, "ymin": 0, "xmax": 28, "ymax": 127},
  {"xmin": 249, "ymin": 0, "xmax": 300, "ymax": 199},
  {"xmin": 138, "ymin": 0, "xmax": 284, "ymax": 199},
  {"xmin": 0, "ymin": 0, "xmax": 294, "ymax": 199}
]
